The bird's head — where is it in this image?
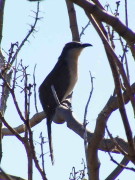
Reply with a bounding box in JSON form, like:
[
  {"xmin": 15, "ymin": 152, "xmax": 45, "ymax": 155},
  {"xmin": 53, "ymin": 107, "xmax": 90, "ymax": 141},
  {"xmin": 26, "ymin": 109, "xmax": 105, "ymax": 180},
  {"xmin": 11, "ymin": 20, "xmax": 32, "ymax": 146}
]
[{"xmin": 60, "ymin": 41, "xmax": 92, "ymax": 59}]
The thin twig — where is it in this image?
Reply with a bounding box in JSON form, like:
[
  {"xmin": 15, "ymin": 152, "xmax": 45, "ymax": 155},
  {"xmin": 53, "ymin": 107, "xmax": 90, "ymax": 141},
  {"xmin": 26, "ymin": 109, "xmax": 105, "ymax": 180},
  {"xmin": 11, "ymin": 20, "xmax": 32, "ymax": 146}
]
[
  {"xmin": 86, "ymin": 12, "xmax": 135, "ymax": 162},
  {"xmin": 119, "ymin": 37, "xmax": 130, "ymax": 81},
  {"xmin": 125, "ymin": 0, "xmax": 128, "ymax": 27},
  {"xmin": 0, "ymin": 0, "xmax": 6, "ymax": 45},
  {"xmin": 20, "ymin": 61, "xmax": 46, "ymax": 179},
  {"xmin": 83, "ymin": 71, "xmax": 94, "ymax": 179},
  {"xmin": 0, "ymin": 71, "xmax": 12, "ymax": 114},
  {"xmin": 84, "ymin": 71, "xmax": 94, "ymax": 122},
  {"xmin": 0, "ymin": 112, "xmax": 23, "ymax": 142},
  {"xmin": 71, "ymin": 0, "xmax": 135, "ymax": 44},
  {"xmin": 10, "ymin": 2, "xmax": 41, "ymax": 66},
  {"xmin": 105, "ymin": 156, "xmax": 129, "ymax": 180},
  {"xmin": 80, "ymin": 21, "xmax": 90, "ymax": 38},
  {"xmin": 0, "ymin": 74, "xmax": 25, "ymax": 122},
  {"xmin": 39, "ymin": 132, "xmax": 46, "ymax": 175},
  {"xmin": 28, "ymin": 127, "xmax": 47, "ymax": 179},
  {"xmin": 105, "ymin": 126, "xmax": 128, "ymax": 157},
  {"xmin": 107, "ymin": 151, "xmax": 135, "ymax": 172}
]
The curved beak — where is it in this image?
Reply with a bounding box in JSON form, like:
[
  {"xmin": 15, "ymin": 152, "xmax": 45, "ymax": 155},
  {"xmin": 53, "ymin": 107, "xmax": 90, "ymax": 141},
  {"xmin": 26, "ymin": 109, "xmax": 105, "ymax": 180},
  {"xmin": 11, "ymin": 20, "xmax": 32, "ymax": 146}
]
[{"xmin": 81, "ymin": 43, "xmax": 92, "ymax": 48}]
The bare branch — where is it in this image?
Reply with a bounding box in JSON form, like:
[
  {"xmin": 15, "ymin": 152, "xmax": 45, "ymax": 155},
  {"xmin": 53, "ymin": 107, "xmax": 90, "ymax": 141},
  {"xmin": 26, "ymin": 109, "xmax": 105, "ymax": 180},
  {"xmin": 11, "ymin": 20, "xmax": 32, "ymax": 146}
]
[
  {"xmin": 80, "ymin": 21, "xmax": 90, "ymax": 38},
  {"xmin": 83, "ymin": 12, "xmax": 135, "ymax": 162},
  {"xmin": 2, "ymin": 111, "xmax": 45, "ymax": 136},
  {"xmin": 106, "ymin": 126, "xmax": 128, "ymax": 157},
  {"xmin": 83, "ymin": 71, "xmax": 94, "ymax": 179},
  {"xmin": 84, "ymin": 6, "xmax": 135, "ymax": 116},
  {"xmin": 26, "ymin": 128, "xmax": 47, "ymax": 180},
  {"xmin": 0, "ymin": 112, "xmax": 23, "ymax": 142},
  {"xmin": 0, "ymin": 0, "xmax": 5, "ymax": 45},
  {"xmin": 2, "ymin": 83, "xmax": 135, "ymax": 156},
  {"xmin": 39, "ymin": 132, "xmax": 46, "ymax": 175},
  {"xmin": 55, "ymin": 105, "xmax": 126, "ymax": 152},
  {"xmin": 70, "ymin": 0, "xmax": 135, "ymax": 44},
  {"xmin": 84, "ymin": 71, "xmax": 94, "ymax": 123},
  {"xmin": 107, "ymin": 152, "xmax": 135, "ymax": 172},
  {"xmin": 125, "ymin": 0, "xmax": 128, "ymax": 27},
  {"xmin": 0, "ymin": 74, "xmax": 25, "ymax": 122},
  {"xmin": 10, "ymin": 2, "xmax": 41, "ymax": 66},
  {"xmin": 0, "ymin": 71, "xmax": 12, "ymax": 114},
  {"xmin": 105, "ymin": 157, "xmax": 129, "ymax": 180},
  {"xmin": 65, "ymin": 0, "xmax": 80, "ymax": 41},
  {"xmin": 0, "ymin": 167, "xmax": 14, "ymax": 180}
]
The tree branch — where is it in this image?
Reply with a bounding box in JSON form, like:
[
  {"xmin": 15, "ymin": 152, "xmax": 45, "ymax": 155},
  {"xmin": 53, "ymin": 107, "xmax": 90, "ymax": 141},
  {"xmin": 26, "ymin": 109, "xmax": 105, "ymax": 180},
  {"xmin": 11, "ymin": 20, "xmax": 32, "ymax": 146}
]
[
  {"xmin": 2, "ymin": 83, "xmax": 135, "ymax": 156},
  {"xmin": 70, "ymin": 0, "xmax": 135, "ymax": 44},
  {"xmin": 0, "ymin": 0, "xmax": 6, "ymax": 45},
  {"xmin": 0, "ymin": 112, "xmax": 23, "ymax": 142},
  {"xmin": 2, "ymin": 111, "xmax": 45, "ymax": 136},
  {"xmin": 10, "ymin": 2, "xmax": 41, "ymax": 66},
  {"xmin": 83, "ymin": 11, "xmax": 135, "ymax": 163},
  {"xmin": 105, "ymin": 156, "xmax": 129, "ymax": 180},
  {"xmin": 83, "ymin": 72, "xmax": 94, "ymax": 180},
  {"xmin": 65, "ymin": 0, "xmax": 80, "ymax": 41}
]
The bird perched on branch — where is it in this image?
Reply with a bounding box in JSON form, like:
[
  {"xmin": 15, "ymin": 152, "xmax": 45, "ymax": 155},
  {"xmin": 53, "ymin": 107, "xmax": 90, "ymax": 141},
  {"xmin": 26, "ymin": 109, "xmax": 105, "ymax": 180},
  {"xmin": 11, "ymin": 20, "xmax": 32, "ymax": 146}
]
[{"xmin": 39, "ymin": 41, "xmax": 92, "ymax": 164}]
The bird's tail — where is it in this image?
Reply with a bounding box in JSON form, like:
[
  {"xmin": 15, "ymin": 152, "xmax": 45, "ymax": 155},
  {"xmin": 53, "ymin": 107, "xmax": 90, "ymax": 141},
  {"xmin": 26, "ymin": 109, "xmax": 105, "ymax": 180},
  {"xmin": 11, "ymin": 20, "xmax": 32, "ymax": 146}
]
[{"xmin": 47, "ymin": 118, "xmax": 54, "ymax": 165}]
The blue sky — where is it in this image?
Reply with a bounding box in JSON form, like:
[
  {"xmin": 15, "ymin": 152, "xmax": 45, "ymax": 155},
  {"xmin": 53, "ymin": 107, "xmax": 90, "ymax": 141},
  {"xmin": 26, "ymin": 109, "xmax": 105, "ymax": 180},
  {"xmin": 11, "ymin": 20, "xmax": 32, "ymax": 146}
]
[{"xmin": 1, "ymin": 0, "xmax": 135, "ymax": 179}]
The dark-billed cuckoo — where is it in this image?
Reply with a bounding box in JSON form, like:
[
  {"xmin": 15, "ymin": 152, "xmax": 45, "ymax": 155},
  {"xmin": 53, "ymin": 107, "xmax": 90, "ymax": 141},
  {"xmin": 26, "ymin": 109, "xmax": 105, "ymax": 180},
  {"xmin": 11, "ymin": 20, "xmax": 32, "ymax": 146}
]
[{"xmin": 39, "ymin": 41, "xmax": 92, "ymax": 164}]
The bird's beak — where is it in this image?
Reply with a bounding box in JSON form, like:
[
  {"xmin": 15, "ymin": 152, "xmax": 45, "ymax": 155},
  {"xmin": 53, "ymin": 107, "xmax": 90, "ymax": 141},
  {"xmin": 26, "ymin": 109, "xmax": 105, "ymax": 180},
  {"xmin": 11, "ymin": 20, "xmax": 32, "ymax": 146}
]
[{"xmin": 81, "ymin": 43, "xmax": 92, "ymax": 48}]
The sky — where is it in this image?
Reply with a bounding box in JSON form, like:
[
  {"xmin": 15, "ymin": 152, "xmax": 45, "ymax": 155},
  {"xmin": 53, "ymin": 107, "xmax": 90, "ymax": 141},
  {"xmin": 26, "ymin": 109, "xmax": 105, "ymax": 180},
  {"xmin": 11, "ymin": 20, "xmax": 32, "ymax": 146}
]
[{"xmin": 1, "ymin": 0, "xmax": 135, "ymax": 180}]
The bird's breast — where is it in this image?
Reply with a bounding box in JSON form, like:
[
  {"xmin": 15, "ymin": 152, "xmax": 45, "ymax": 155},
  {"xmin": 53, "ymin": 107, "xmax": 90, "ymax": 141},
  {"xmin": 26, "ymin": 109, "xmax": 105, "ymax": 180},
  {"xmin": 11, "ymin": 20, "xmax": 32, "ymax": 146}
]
[{"xmin": 63, "ymin": 59, "xmax": 78, "ymax": 100}]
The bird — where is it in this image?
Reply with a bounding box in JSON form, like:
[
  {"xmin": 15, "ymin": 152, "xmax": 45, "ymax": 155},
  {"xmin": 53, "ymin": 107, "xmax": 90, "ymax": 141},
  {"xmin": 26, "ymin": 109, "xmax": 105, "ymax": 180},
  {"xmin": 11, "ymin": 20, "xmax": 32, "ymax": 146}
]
[{"xmin": 39, "ymin": 41, "xmax": 92, "ymax": 164}]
